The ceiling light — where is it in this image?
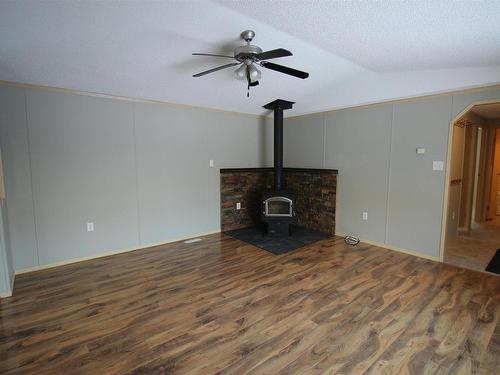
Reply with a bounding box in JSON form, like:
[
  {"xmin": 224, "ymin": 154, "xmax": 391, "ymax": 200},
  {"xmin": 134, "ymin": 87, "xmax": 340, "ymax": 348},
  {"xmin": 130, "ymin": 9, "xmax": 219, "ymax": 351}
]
[
  {"xmin": 235, "ymin": 65, "xmax": 246, "ymax": 80},
  {"xmin": 248, "ymin": 65, "xmax": 261, "ymax": 82}
]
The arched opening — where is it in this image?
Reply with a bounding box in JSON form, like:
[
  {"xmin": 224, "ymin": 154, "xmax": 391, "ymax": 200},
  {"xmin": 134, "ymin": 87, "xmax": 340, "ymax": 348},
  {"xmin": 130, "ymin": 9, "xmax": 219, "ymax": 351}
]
[{"xmin": 442, "ymin": 101, "xmax": 500, "ymax": 273}]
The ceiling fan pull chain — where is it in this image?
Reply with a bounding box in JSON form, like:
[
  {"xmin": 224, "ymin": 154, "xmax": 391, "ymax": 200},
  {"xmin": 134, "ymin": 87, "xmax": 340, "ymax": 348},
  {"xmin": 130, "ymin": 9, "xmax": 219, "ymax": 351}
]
[{"xmin": 247, "ymin": 65, "xmax": 251, "ymax": 97}]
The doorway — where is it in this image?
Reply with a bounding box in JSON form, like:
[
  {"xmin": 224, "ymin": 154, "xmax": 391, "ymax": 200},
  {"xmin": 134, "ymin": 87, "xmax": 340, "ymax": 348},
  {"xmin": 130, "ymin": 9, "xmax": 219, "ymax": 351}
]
[{"xmin": 444, "ymin": 102, "xmax": 500, "ymax": 274}]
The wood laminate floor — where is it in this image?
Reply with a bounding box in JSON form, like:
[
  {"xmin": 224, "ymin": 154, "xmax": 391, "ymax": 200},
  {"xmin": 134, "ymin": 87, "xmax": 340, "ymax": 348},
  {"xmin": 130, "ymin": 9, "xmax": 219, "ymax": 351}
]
[
  {"xmin": 0, "ymin": 234, "xmax": 499, "ymax": 375},
  {"xmin": 445, "ymin": 217, "xmax": 500, "ymax": 274}
]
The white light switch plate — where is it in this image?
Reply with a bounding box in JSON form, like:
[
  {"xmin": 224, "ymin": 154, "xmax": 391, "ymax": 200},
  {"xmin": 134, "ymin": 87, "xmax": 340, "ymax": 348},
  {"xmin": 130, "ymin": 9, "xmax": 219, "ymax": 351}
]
[
  {"xmin": 236, "ymin": 202, "xmax": 241, "ymax": 210},
  {"xmin": 209, "ymin": 159, "xmax": 214, "ymax": 167},
  {"xmin": 87, "ymin": 222, "xmax": 94, "ymax": 232},
  {"xmin": 432, "ymin": 161, "xmax": 444, "ymax": 171}
]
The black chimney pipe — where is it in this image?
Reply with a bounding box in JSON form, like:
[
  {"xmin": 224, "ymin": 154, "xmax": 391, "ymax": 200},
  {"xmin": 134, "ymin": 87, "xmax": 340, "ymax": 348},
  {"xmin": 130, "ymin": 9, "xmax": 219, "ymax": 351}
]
[
  {"xmin": 273, "ymin": 107, "xmax": 284, "ymax": 190},
  {"xmin": 263, "ymin": 99, "xmax": 295, "ymax": 191}
]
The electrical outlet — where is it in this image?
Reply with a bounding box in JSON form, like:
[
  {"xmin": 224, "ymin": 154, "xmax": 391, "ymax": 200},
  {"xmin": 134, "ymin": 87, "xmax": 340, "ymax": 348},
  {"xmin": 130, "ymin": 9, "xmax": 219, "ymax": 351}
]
[
  {"xmin": 432, "ymin": 161, "xmax": 444, "ymax": 171},
  {"xmin": 209, "ymin": 159, "xmax": 214, "ymax": 167},
  {"xmin": 362, "ymin": 212, "xmax": 368, "ymax": 221},
  {"xmin": 236, "ymin": 202, "xmax": 241, "ymax": 210},
  {"xmin": 87, "ymin": 222, "xmax": 94, "ymax": 232}
]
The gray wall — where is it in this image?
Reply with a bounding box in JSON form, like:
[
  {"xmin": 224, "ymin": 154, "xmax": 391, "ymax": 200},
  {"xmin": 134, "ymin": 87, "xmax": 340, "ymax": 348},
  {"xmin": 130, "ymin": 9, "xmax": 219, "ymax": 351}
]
[
  {"xmin": 284, "ymin": 86, "xmax": 500, "ymax": 259},
  {"xmin": 0, "ymin": 203, "xmax": 14, "ymax": 296},
  {"xmin": 2, "ymin": 82, "xmax": 500, "ymax": 275},
  {"xmin": 0, "ymin": 84, "xmax": 272, "ymax": 271},
  {"xmin": 0, "ymin": 87, "xmax": 20, "ymax": 295},
  {"xmin": 0, "ymin": 86, "xmax": 37, "ymax": 271}
]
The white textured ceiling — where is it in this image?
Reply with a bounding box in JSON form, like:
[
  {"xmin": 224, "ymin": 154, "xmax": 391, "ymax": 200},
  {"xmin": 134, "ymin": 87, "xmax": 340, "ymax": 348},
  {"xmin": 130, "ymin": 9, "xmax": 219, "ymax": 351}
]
[
  {"xmin": 0, "ymin": 0, "xmax": 499, "ymax": 117},
  {"xmin": 218, "ymin": 0, "xmax": 500, "ymax": 72},
  {"xmin": 472, "ymin": 102, "xmax": 500, "ymax": 120}
]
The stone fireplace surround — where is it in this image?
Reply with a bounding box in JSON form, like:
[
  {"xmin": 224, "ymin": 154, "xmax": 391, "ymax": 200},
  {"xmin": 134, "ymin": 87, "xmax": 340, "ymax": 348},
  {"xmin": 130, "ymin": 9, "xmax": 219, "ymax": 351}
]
[{"xmin": 220, "ymin": 167, "xmax": 338, "ymax": 236}]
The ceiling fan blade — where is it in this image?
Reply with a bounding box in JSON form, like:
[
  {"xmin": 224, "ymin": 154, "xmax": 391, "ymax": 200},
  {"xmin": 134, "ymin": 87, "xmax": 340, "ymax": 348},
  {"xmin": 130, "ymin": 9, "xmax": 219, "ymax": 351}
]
[
  {"xmin": 255, "ymin": 48, "xmax": 292, "ymax": 60},
  {"xmin": 193, "ymin": 62, "xmax": 240, "ymax": 77},
  {"xmin": 192, "ymin": 53, "xmax": 235, "ymax": 59},
  {"xmin": 260, "ymin": 61, "xmax": 309, "ymax": 79}
]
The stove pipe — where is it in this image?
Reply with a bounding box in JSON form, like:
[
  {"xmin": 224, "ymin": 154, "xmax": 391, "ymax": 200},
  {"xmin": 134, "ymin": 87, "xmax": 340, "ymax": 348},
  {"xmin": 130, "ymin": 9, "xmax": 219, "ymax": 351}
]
[{"xmin": 263, "ymin": 99, "xmax": 295, "ymax": 191}]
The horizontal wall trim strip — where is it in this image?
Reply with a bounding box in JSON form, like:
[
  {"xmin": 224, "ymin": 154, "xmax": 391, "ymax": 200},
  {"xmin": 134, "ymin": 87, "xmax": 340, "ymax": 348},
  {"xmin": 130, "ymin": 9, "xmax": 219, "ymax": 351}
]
[
  {"xmin": 335, "ymin": 232, "xmax": 440, "ymax": 262},
  {"xmin": 15, "ymin": 230, "xmax": 221, "ymax": 276},
  {"xmin": 220, "ymin": 167, "xmax": 339, "ymax": 174},
  {"xmin": 0, "ymin": 80, "xmax": 262, "ymax": 118},
  {"xmin": 285, "ymin": 83, "xmax": 500, "ymax": 119},
  {"xmin": 2, "ymin": 81, "xmax": 500, "ymax": 119}
]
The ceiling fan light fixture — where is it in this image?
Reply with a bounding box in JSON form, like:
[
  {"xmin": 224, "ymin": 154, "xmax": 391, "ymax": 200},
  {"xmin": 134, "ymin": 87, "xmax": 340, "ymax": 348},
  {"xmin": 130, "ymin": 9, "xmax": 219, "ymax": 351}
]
[
  {"xmin": 249, "ymin": 65, "xmax": 261, "ymax": 82},
  {"xmin": 235, "ymin": 64, "xmax": 247, "ymax": 80},
  {"xmin": 192, "ymin": 30, "xmax": 308, "ymax": 95}
]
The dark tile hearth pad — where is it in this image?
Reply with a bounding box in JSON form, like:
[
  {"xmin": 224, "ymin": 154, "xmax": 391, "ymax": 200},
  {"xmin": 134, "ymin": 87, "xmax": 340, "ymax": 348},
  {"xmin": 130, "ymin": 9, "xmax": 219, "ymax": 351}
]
[{"xmin": 224, "ymin": 225, "xmax": 330, "ymax": 254}]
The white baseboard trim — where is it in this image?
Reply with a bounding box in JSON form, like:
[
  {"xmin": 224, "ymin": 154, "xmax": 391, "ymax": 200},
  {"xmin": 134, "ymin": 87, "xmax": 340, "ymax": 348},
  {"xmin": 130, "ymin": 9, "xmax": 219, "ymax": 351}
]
[
  {"xmin": 11, "ymin": 230, "xmax": 440, "ymax": 283},
  {"xmin": 15, "ymin": 229, "xmax": 221, "ymax": 275},
  {"xmin": 335, "ymin": 232, "xmax": 440, "ymax": 262},
  {"xmin": 0, "ymin": 290, "xmax": 12, "ymax": 298},
  {"xmin": 0, "ymin": 273, "xmax": 15, "ymax": 298}
]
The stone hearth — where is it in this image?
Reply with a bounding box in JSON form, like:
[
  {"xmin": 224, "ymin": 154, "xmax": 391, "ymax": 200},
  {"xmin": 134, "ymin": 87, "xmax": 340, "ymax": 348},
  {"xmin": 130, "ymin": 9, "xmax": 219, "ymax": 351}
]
[{"xmin": 220, "ymin": 167, "xmax": 337, "ymax": 236}]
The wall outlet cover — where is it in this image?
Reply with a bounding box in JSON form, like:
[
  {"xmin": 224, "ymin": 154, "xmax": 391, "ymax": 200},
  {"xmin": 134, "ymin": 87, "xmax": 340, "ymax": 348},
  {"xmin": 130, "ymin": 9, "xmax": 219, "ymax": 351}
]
[
  {"xmin": 87, "ymin": 222, "xmax": 94, "ymax": 232},
  {"xmin": 432, "ymin": 161, "xmax": 444, "ymax": 171}
]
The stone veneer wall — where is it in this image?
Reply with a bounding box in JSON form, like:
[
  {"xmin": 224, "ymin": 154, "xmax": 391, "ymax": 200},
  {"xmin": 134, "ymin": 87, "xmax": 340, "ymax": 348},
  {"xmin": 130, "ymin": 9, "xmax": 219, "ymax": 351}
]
[
  {"xmin": 220, "ymin": 168, "xmax": 337, "ymax": 235},
  {"xmin": 284, "ymin": 169, "xmax": 337, "ymax": 235},
  {"xmin": 220, "ymin": 169, "xmax": 273, "ymax": 231}
]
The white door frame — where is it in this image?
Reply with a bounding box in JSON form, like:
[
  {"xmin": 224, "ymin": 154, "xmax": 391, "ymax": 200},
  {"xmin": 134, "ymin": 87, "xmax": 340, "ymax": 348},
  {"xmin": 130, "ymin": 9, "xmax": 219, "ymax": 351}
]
[{"xmin": 439, "ymin": 99, "xmax": 500, "ymax": 262}]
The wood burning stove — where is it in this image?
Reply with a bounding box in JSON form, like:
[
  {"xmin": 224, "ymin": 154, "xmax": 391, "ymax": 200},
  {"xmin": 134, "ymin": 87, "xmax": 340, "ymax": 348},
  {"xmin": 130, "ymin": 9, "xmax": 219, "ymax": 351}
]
[
  {"xmin": 263, "ymin": 196, "xmax": 293, "ymax": 216},
  {"xmin": 261, "ymin": 99, "xmax": 295, "ymax": 236},
  {"xmin": 262, "ymin": 190, "xmax": 294, "ymax": 236}
]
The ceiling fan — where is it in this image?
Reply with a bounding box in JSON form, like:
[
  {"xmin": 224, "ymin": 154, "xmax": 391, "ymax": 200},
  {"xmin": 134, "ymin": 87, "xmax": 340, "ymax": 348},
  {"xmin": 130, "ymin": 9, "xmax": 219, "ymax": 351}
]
[{"xmin": 192, "ymin": 30, "xmax": 309, "ymax": 96}]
